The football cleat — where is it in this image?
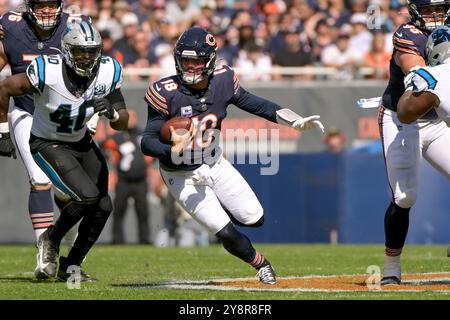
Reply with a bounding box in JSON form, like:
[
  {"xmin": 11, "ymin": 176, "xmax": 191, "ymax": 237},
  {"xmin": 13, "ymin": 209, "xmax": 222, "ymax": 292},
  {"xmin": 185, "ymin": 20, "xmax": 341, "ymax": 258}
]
[
  {"xmin": 57, "ymin": 256, "xmax": 97, "ymax": 282},
  {"xmin": 37, "ymin": 228, "xmax": 59, "ymax": 277},
  {"xmin": 34, "ymin": 252, "xmax": 49, "ymax": 280},
  {"xmin": 257, "ymin": 264, "xmax": 277, "ymax": 285},
  {"xmin": 380, "ymin": 276, "xmax": 401, "ymax": 285},
  {"xmin": 381, "ymin": 256, "xmax": 401, "ymax": 285}
]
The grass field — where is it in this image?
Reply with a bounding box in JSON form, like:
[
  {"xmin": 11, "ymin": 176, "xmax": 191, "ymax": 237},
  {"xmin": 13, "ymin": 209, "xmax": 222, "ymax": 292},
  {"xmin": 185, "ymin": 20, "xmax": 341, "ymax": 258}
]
[{"xmin": 0, "ymin": 244, "xmax": 449, "ymax": 300}]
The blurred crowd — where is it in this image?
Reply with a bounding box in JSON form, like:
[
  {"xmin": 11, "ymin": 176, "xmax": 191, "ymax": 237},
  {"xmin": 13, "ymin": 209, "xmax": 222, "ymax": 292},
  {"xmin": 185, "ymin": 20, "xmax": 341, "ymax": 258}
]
[{"xmin": 2, "ymin": 0, "xmax": 412, "ymax": 81}]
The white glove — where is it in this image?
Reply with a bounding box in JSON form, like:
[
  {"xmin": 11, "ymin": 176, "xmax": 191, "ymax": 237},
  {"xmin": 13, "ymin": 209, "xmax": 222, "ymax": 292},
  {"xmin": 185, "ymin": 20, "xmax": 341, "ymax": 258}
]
[
  {"xmin": 86, "ymin": 112, "xmax": 100, "ymax": 135},
  {"xmin": 403, "ymin": 65, "xmax": 422, "ymax": 90},
  {"xmin": 276, "ymin": 108, "xmax": 325, "ymax": 133}
]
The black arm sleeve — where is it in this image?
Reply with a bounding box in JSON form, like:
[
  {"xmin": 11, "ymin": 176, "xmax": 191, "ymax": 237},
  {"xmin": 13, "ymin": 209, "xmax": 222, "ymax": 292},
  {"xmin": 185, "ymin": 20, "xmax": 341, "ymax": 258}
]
[
  {"xmin": 232, "ymin": 87, "xmax": 282, "ymax": 123},
  {"xmin": 141, "ymin": 107, "xmax": 172, "ymax": 160},
  {"xmin": 106, "ymin": 88, "xmax": 126, "ymax": 111}
]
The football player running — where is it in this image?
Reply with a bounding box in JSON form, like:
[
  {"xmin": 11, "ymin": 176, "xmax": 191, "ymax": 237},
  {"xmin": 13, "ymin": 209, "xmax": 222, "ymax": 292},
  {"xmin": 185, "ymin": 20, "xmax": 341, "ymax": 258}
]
[
  {"xmin": 0, "ymin": 21, "xmax": 129, "ymax": 281},
  {"xmin": 0, "ymin": 0, "xmax": 90, "ymax": 279},
  {"xmin": 378, "ymin": 0, "xmax": 450, "ymax": 285},
  {"xmin": 141, "ymin": 27, "xmax": 324, "ymax": 285}
]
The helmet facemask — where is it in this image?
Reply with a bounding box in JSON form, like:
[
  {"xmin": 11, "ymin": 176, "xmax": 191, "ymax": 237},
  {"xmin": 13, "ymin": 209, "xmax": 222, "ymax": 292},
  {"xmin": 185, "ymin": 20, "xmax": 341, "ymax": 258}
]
[
  {"xmin": 65, "ymin": 45, "xmax": 102, "ymax": 78},
  {"xmin": 27, "ymin": 0, "xmax": 63, "ymax": 31},
  {"xmin": 409, "ymin": 2, "xmax": 450, "ymax": 30},
  {"xmin": 175, "ymin": 51, "xmax": 216, "ymax": 85}
]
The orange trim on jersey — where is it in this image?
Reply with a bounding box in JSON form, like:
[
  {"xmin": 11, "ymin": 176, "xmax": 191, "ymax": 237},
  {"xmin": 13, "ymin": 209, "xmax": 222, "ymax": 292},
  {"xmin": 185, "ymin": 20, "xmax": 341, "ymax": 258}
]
[
  {"xmin": 393, "ymin": 36, "xmax": 415, "ymax": 45},
  {"xmin": 394, "ymin": 46, "xmax": 420, "ymax": 55},
  {"xmin": 145, "ymin": 95, "xmax": 170, "ymax": 115},
  {"xmin": 150, "ymin": 84, "xmax": 167, "ymax": 103},
  {"xmin": 146, "ymin": 90, "xmax": 168, "ymax": 111}
]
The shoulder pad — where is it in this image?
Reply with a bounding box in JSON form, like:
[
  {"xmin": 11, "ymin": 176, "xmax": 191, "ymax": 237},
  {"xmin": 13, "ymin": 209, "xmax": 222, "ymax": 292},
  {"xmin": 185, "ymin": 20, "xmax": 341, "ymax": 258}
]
[{"xmin": 145, "ymin": 80, "xmax": 172, "ymax": 116}]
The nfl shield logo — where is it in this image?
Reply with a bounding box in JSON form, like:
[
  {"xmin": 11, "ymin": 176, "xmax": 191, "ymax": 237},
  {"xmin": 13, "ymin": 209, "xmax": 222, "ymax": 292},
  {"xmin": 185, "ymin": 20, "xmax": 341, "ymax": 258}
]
[{"xmin": 181, "ymin": 106, "xmax": 193, "ymax": 117}]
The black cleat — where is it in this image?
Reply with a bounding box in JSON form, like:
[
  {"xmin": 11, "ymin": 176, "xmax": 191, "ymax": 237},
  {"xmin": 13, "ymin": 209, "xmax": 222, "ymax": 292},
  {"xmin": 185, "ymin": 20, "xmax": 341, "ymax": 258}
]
[
  {"xmin": 37, "ymin": 228, "xmax": 59, "ymax": 277},
  {"xmin": 380, "ymin": 276, "xmax": 401, "ymax": 285},
  {"xmin": 57, "ymin": 256, "xmax": 97, "ymax": 282},
  {"xmin": 257, "ymin": 264, "xmax": 277, "ymax": 285}
]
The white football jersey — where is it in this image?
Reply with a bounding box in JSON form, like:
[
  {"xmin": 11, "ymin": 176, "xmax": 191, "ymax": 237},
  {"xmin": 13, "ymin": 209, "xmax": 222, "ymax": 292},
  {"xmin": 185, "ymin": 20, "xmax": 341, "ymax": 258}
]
[
  {"xmin": 26, "ymin": 54, "xmax": 123, "ymax": 142},
  {"xmin": 410, "ymin": 64, "xmax": 450, "ymax": 124}
]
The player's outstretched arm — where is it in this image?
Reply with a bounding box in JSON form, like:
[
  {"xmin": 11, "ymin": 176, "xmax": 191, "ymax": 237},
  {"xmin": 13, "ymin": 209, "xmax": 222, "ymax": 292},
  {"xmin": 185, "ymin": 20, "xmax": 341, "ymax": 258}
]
[
  {"xmin": 0, "ymin": 73, "xmax": 35, "ymax": 158},
  {"xmin": 233, "ymin": 87, "xmax": 324, "ymax": 133},
  {"xmin": 397, "ymin": 90, "xmax": 439, "ymax": 124},
  {"xmin": 0, "ymin": 73, "xmax": 36, "ymax": 123}
]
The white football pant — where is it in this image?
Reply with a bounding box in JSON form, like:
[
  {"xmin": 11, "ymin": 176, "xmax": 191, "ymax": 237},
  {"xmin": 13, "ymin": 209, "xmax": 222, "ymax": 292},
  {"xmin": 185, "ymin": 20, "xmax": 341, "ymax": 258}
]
[{"xmin": 160, "ymin": 156, "xmax": 264, "ymax": 234}]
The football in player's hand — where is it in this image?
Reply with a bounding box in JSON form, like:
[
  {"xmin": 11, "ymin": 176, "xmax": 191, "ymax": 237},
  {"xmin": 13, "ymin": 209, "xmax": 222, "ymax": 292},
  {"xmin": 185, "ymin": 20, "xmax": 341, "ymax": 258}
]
[{"xmin": 160, "ymin": 116, "xmax": 192, "ymax": 143}]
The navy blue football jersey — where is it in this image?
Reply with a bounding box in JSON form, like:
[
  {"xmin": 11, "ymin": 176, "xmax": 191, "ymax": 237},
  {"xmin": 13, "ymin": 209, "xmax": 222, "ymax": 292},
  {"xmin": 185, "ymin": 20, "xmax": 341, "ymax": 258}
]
[
  {"xmin": 143, "ymin": 65, "xmax": 281, "ymax": 170},
  {"xmin": 382, "ymin": 23, "xmax": 437, "ymax": 119},
  {"xmin": 0, "ymin": 11, "xmax": 89, "ymax": 114}
]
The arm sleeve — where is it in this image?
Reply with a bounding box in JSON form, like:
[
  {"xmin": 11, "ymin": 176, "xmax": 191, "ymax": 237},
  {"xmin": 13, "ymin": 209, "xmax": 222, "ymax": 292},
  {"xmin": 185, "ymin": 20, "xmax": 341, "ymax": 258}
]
[
  {"xmin": 141, "ymin": 106, "xmax": 172, "ymax": 160},
  {"xmin": 393, "ymin": 25, "xmax": 425, "ymax": 56},
  {"xmin": 110, "ymin": 57, "xmax": 123, "ymax": 93},
  {"xmin": 231, "ymin": 87, "xmax": 282, "ymax": 123}
]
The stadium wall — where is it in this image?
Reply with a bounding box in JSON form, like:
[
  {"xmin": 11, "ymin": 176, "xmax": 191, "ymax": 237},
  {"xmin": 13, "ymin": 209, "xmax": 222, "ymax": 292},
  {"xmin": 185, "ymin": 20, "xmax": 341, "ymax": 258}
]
[{"xmin": 1, "ymin": 82, "xmax": 449, "ymax": 244}]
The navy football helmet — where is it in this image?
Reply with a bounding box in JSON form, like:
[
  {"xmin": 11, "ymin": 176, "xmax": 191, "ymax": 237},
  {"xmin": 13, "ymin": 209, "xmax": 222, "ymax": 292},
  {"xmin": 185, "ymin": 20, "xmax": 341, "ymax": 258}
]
[
  {"xmin": 26, "ymin": 0, "xmax": 64, "ymax": 30},
  {"xmin": 407, "ymin": 0, "xmax": 450, "ymax": 31},
  {"xmin": 426, "ymin": 25, "xmax": 450, "ymax": 65},
  {"xmin": 174, "ymin": 27, "xmax": 217, "ymax": 85}
]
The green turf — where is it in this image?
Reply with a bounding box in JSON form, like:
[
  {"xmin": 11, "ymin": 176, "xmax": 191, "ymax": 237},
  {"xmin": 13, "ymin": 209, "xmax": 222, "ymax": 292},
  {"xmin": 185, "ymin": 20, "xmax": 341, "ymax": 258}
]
[{"xmin": 0, "ymin": 244, "xmax": 449, "ymax": 300}]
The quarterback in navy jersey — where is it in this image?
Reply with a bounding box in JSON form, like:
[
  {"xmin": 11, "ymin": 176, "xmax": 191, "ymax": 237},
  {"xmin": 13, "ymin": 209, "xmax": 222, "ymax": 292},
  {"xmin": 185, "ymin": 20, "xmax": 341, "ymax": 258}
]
[
  {"xmin": 378, "ymin": 0, "xmax": 450, "ymax": 285},
  {"xmin": 0, "ymin": 0, "xmax": 89, "ymax": 279},
  {"xmin": 141, "ymin": 27, "xmax": 324, "ymax": 284}
]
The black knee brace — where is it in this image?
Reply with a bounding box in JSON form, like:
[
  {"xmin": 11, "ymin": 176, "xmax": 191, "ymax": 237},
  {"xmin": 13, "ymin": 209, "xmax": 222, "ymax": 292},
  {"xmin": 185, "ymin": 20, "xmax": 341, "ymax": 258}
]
[{"xmin": 216, "ymin": 222, "xmax": 256, "ymax": 263}]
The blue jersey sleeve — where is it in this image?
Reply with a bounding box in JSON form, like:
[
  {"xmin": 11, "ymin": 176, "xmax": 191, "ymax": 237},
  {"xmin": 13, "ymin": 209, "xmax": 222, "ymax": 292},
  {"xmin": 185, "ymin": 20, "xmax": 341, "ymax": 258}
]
[
  {"xmin": 144, "ymin": 80, "xmax": 172, "ymax": 117},
  {"xmin": 141, "ymin": 107, "xmax": 172, "ymax": 160}
]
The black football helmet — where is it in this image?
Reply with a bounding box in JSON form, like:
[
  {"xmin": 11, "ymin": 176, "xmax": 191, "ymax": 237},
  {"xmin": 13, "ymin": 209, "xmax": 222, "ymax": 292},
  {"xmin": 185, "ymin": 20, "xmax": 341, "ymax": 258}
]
[
  {"xmin": 174, "ymin": 27, "xmax": 218, "ymax": 85},
  {"xmin": 26, "ymin": 0, "xmax": 64, "ymax": 30},
  {"xmin": 407, "ymin": 0, "xmax": 450, "ymax": 31}
]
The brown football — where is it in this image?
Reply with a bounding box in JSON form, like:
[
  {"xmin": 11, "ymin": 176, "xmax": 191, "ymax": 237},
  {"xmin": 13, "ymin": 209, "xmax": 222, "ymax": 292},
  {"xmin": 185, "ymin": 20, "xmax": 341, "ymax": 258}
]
[{"xmin": 160, "ymin": 116, "xmax": 192, "ymax": 143}]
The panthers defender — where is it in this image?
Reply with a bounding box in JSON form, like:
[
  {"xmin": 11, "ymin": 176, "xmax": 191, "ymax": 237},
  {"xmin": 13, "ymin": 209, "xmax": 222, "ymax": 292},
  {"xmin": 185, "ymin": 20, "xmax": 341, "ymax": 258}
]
[
  {"xmin": 0, "ymin": 0, "xmax": 90, "ymax": 279},
  {"xmin": 398, "ymin": 27, "xmax": 450, "ymax": 124},
  {"xmin": 379, "ymin": 0, "xmax": 450, "ymax": 285},
  {"xmin": 141, "ymin": 27, "xmax": 324, "ymax": 284},
  {"xmin": 0, "ymin": 21, "xmax": 128, "ymax": 281}
]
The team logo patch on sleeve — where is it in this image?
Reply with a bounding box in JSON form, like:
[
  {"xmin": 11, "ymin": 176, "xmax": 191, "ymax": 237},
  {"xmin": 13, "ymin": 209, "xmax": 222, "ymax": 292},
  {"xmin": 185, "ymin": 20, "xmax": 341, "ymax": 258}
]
[{"xmin": 181, "ymin": 105, "xmax": 193, "ymax": 117}]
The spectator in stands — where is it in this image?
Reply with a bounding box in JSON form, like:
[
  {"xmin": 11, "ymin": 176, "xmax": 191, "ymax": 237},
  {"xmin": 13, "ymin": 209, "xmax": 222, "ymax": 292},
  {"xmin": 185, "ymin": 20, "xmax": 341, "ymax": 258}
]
[
  {"xmin": 112, "ymin": 12, "xmax": 140, "ymax": 66},
  {"xmin": 97, "ymin": 0, "xmax": 130, "ymax": 41},
  {"xmin": 128, "ymin": 30, "xmax": 151, "ymax": 82},
  {"xmin": 131, "ymin": 0, "xmax": 154, "ymax": 24},
  {"xmin": 363, "ymin": 32, "xmax": 391, "ymax": 79},
  {"xmin": 234, "ymin": 42, "xmax": 272, "ymax": 81},
  {"xmin": 321, "ymin": 29, "xmax": 361, "ymax": 80},
  {"xmin": 100, "ymin": 30, "xmax": 114, "ymax": 57},
  {"xmin": 273, "ymin": 25, "xmax": 314, "ymax": 80},
  {"xmin": 326, "ymin": 0, "xmax": 351, "ymax": 28},
  {"xmin": 311, "ymin": 18, "xmax": 335, "ymax": 62},
  {"xmin": 323, "ymin": 128, "xmax": 347, "ymax": 153},
  {"xmin": 348, "ymin": 13, "xmax": 373, "ymax": 61},
  {"xmin": 166, "ymin": 0, "xmax": 201, "ymax": 33}
]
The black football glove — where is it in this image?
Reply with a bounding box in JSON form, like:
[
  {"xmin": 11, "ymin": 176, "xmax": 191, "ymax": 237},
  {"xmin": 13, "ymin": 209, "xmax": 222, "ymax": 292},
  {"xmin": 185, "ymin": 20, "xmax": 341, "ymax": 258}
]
[
  {"xmin": 0, "ymin": 132, "xmax": 17, "ymax": 159},
  {"xmin": 93, "ymin": 98, "xmax": 119, "ymax": 122}
]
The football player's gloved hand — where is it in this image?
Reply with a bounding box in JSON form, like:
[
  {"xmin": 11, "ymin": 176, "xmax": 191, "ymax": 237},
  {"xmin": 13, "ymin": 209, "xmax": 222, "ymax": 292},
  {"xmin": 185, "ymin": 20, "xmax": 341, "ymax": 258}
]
[
  {"xmin": 93, "ymin": 98, "xmax": 119, "ymax": 122},
  {"xmin": 403, "ymin": 65, "xmax": 422, "ymax": 91},
  {"xmin": 0, "ymin": 122, "xmax": 16, "ymax": 159},
  {"xmin": 86, "ymin": 112, "xmax": 100, "ymax": 135},
  {"xmin": 276, "ymin": 108, "xmax": 325, "ymax": 133}
]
